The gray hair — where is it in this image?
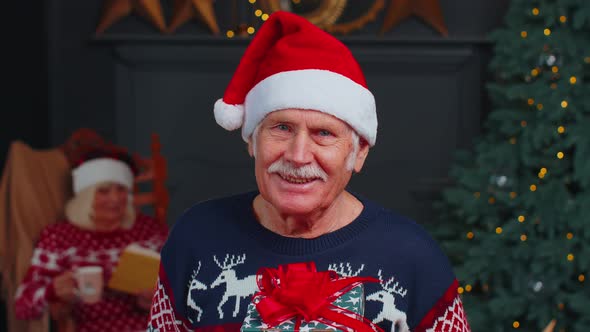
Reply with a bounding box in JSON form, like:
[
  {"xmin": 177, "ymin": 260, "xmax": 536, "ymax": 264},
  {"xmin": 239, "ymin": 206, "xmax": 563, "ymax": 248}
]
[{"xmin": 250, "ymin": 124, "xmax": 360, "ymax": 171}]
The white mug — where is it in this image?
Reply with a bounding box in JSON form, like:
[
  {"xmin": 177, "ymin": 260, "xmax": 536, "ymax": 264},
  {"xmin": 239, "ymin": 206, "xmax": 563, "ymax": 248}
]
[{"xmin": 74, "ymin": 266, "xmax": 104, "ymax": 304}]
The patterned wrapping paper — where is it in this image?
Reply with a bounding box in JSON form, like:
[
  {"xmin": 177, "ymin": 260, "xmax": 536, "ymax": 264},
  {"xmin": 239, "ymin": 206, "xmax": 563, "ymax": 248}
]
[{"xmin": 241, "ymin": 284, "xmax": 365, "ymax": 332}]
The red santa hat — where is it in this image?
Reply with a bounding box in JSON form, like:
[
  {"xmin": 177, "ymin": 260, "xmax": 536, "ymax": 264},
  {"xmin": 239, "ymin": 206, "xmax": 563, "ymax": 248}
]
[
  {"xmin": 213, "ymin": 11, "xmax": 377, "ymax": 146},
  {"xmin": 71, "ymin": 149, "xmax": 138, "ymax": 194}
]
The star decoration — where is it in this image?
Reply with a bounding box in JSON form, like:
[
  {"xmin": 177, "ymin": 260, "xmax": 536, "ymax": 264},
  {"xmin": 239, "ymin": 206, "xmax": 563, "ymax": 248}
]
[
  {"xmin": 168, "ymin": 0, "xmax": 220, "ymax": 34},
  {"xmin": 242, "ymin": 314, "xmax": 253, "ymax": 327},
  {"xmin": 346, "ymin": 297, "xmax": 361, "ymax": 306},
  {"xmin": 380, "ymin": 0, "xmax": 448, "ymax": 36},
  {"xmin": 95, "ymin": 0, "xmax": 167, "ymax": 35}
]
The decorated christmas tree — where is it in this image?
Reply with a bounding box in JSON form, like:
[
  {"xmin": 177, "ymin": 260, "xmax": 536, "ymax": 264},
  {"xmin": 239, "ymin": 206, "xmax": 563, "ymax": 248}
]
[{"xmin": 428, "ymin": 1, "xmax": 590, "ymax": 331}]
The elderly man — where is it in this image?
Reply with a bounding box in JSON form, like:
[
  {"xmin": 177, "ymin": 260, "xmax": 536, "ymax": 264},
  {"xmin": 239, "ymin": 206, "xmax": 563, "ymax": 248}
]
[{"xmin": 148, "ymin": 11, "xmax": 470, "ymax": 332}]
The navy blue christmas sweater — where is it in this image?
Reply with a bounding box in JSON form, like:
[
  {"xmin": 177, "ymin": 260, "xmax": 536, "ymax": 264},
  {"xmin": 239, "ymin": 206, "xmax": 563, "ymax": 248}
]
[{"xmin": 148, "ymin": 191, "xmax": 470, "ymax": 332}]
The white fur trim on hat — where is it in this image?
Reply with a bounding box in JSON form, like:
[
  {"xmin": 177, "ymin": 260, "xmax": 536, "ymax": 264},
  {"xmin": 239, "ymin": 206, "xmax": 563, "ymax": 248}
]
[
  {"xmin": 242, "ymin": 69, "xmax": 377, "ymax": 146},
  {"xmin": 72, "ymin": 158, "xmax": 134, "ymax": 194},
  {"xmin": 214, "ymin": 99, "xmax": 245, "ymax": 131}
]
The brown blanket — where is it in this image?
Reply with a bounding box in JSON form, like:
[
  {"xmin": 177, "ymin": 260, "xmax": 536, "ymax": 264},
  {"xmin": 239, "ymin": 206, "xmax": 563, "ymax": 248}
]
[{"xmin": 0, "ymin": 141, "xmax": 72, "ymax": 332}]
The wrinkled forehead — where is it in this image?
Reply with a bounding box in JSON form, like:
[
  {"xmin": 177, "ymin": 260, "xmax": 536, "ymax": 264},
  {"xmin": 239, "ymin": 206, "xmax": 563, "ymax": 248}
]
[{"xmin": 262, "ymin": 108, "xmax": 355, "ymax": 131}]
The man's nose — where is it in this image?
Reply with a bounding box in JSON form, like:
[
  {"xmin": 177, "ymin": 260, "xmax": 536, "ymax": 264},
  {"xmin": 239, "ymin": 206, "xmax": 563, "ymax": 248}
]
[{"xmin": 284, "ymin": 132, "xmax": 313, "ymax": 166}]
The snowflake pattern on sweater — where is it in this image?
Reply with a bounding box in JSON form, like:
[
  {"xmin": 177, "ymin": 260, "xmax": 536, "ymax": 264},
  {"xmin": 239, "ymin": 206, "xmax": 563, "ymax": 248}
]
[
  {"xmin": 148, "ymin": 192, "xmax": 470, "ymax": 332},
  {"xmin": 15, "ymin": 213, "xmax": 169, "ymax": 332}
]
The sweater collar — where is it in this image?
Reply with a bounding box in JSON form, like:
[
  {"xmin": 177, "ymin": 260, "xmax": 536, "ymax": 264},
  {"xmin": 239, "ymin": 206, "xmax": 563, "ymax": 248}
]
[{"xmin": 237, "ymin": 190, "xmax": 379, "ymax": 256}]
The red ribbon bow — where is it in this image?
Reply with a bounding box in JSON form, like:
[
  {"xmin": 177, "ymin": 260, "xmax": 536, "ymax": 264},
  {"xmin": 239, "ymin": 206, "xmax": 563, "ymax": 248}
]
[{"xmin": 253, "ymin": 262, "xmax": 383, "ymax": 332}]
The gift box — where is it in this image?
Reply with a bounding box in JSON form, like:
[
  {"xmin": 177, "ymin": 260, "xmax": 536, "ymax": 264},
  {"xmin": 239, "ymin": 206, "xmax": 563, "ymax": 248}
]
[{"xmin": 240, "ymin": 284, "xmax": 365, "ymax": 332}]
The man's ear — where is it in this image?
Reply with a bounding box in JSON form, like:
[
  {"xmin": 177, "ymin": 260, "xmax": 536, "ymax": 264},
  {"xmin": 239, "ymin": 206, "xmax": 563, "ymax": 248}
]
[{"xmin": 353, "ymin": 140, "xmax": 370, "ymax": 173}]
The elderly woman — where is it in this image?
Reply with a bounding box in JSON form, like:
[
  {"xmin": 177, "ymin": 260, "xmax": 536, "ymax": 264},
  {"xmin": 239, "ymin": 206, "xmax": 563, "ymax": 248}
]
[{"xmin": 15, "ymin": 149, "xmax": 169, "ymax": 332}]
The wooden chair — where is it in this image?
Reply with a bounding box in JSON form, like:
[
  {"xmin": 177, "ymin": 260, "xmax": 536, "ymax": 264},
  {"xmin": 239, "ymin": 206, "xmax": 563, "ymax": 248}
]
[
  {"xmin": 40, "ymin": 129, "xmax": 168, "ymax": 332},
  {"xmin": 131, "ymin": 133, "xmax": 170, "ymax": 224}
]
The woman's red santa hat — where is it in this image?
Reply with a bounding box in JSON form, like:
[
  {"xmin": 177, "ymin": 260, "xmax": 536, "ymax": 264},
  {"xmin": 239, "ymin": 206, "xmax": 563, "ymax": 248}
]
[
  {"xmin": 213, "ymin": 11, "xmax": 377, "ymax": 146},
  {"xmin": 72, "ymin": 149, "xmax": 138, "ymax": 194}
]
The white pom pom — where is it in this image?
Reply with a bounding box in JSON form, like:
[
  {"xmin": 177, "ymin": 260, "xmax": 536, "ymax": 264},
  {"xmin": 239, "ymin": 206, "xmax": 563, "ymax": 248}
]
[{"xmin": 214, "ymin": 99, "xmax": 245, "ymax": 131}]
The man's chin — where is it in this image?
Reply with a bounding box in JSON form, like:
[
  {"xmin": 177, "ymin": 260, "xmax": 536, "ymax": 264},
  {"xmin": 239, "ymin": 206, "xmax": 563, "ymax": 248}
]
[{"xmin": 269, "ymin": 195, "xmax": 321, "ymax": 216}]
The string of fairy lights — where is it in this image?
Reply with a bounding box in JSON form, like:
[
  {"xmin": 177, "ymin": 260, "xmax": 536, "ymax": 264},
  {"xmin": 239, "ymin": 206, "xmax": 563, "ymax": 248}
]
[
  {"xmin": 458, "ymin": 5, "xmax": 587, "ymax": 329},
  {"xmin": 225, "ymin": 0, "xmax": 272, "ymax": 38}
]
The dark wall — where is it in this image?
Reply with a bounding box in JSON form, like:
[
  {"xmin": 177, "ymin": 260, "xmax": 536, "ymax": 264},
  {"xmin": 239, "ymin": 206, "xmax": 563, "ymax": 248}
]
[
  {"xmin": 46, "ymin": 1, "xmax": 119, "ymax": 143},
  {"xmin": 41, "ymin": 0, "xmax": 510, "ymax": 225},
  {"xmin": 1, "ymin": 3, "xmax": 48, "ymax": 170},
  {"xmin": 1, "ymin": 2, "xmax": 47, "ymax": 331}
]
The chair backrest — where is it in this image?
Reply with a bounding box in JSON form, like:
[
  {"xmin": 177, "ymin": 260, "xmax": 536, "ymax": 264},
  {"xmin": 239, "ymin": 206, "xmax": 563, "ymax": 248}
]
[
  {"xmin": 132, "ymin": 133, "xmax": 170, "ymax": 224},
  {"xmin": 1, "ymin": 141, "xmax": 71, "ymax": 332}
]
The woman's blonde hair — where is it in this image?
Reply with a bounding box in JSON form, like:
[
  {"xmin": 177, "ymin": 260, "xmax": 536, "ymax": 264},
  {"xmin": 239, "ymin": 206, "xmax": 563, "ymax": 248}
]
[{"xmin": 65, "ymin": 181, "xmax": 135, "ymax": 230}]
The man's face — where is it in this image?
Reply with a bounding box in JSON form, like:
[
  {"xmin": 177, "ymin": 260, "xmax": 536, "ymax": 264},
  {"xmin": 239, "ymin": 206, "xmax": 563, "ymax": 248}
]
[{"xmin": 249, "ymin": 109, "xmax": 369, "ymax": 216}]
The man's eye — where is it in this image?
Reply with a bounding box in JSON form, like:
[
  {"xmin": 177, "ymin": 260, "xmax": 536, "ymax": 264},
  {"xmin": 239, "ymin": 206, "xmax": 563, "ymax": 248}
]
[
  {"xmin": 318, "ymin": 130, "xmax": 332, "ymax": 137},
  {"xmin": 277, "ymin": 124, "xmax": 289, "ymax": 131}
]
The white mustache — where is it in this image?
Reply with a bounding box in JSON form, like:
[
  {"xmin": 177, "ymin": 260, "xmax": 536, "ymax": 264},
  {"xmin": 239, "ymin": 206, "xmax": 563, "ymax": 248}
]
[{"xmin": 267, "ymin": 159, "xmax": 328, "ymax": 182}]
